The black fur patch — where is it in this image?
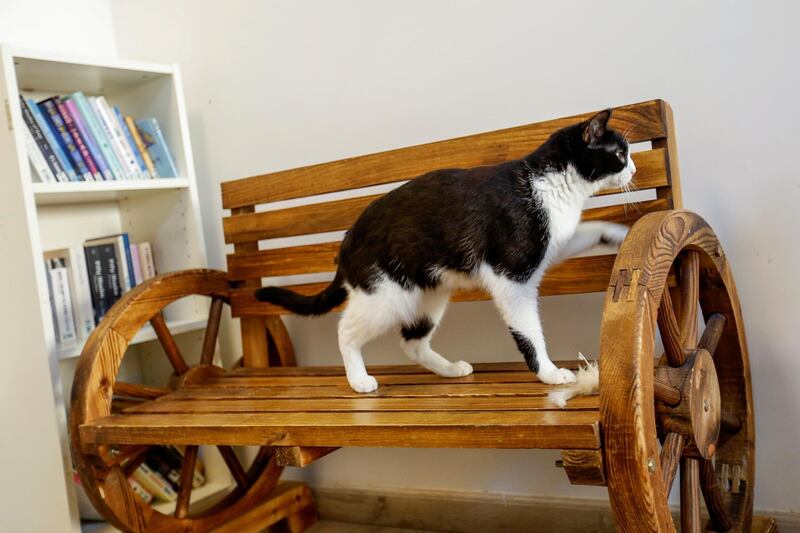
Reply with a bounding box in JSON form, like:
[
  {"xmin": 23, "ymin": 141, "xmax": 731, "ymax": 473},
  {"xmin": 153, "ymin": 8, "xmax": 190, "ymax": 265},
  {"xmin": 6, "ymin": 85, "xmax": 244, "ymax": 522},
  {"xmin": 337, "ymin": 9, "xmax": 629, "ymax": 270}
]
[
  {"xmin": 509, "ymin": 329, "xmax": 539, "ymax": 373},
  {"xmin": 401, "ymin": 317, "xmax": 434, "ymax": 340}
]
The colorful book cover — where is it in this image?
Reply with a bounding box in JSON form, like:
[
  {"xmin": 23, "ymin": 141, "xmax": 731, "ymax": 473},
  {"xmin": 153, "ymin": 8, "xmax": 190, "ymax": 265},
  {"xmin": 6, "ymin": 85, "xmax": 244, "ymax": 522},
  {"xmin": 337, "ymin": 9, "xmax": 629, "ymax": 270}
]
[
  {"xmin": 55, "ymin": 98, "xmax": 101, "ymax": 181},
  {"xmin": 95, "ymin": 96, "xmax": 142, "ymax": 179},
  {"xmin": 129, "ymin": 243, "xmax": 143, "ymax": 286},
  {"xmin": 27, "ymin": 98, "xmax": 78, "ymax": 181},
  {"xmin": 135, "ymin": 118, "xmax": 179, "ymax": 178},
  {"xmin": 19, "ymin": 96, "xmax": 67, "ymax": 182},
  {"xmin": 125, "ymin": 116, "xmax": 159, "ymax": 178},
  {"xmin": 65, "ymin": 98, "xmax": 112, "ymax": 181},
  {"xmin": 115, "ymin": 106, "xmax": 149, "ymax": 178},
  {"xmin": 22, "ymin": 125, "xmax": 56, "ymax": 182},
  {"xmin": 38, "ymin": 98, "xmax": 92, "ymax": 181},
  {"xmin": 88, "ymin": 96, "xmax": 133, "ymax": 180},
  {"xmin": 70, "ymin": 92, "xmax": 126, "ymax": 180}
]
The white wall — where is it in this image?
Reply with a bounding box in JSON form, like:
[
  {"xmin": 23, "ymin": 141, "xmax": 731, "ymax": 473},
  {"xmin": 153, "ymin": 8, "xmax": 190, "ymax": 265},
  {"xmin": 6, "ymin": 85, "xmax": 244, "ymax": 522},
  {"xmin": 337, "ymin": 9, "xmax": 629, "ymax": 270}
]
[
  {"xmin": 111, "ymin": 0, "xmax": 800, "ymax": 516},
  {"xmin": 0, "ymin": 2, "xmax": 116, "ymax": 531}
]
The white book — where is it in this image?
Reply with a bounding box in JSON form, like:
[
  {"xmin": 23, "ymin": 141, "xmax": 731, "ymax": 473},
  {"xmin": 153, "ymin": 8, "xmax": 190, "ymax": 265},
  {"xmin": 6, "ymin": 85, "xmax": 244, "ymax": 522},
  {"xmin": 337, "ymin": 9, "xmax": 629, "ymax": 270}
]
[
  {"xmin": 96, "ymin": 97, "xmax": 144, "ymax": 180},
  {"xmin": 47, "ymin": 258, "xmax": 77, "ymax": 344},
  {"xmin": 23, "ymin": 125, "xmax": 56, "ymax": 183},
  {"xmin": 138, "ymin": 242, "xmax": 156, "ymax": 280},
  {"xmin": 68, "ymin": 246, "xmax": 96, "ymax": 337},
  {"xmin": 89, "ymin": 97, "xmax": 135, "ymax": 180}
]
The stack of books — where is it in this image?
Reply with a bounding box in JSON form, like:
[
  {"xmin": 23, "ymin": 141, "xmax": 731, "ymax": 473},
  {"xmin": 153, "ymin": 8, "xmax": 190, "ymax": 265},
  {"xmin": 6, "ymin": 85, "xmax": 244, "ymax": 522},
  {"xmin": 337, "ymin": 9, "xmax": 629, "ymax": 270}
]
[
  {"xmin": 19, "ymin": 93, "xmax": 179, "ymax": 183},
  {"xmin": 44, "ymin": 234, "xmax": 156, "ymax": 346},
  {"xmin": 127, "ymin": 446, "xmax": 206, "ymax": 504}
]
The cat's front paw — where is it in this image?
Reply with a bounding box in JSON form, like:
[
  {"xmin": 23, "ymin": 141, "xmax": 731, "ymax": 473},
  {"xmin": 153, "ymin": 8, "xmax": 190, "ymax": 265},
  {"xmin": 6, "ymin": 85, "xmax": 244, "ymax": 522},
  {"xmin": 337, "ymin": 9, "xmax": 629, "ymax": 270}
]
[
  {"xmin": 538, "ymin": 366, "xmax": 577, "ymax": 385},
  {"xmin": 600, "ymin": 223, "xmax": 629, "ymax": 249},
  {"xmin": 440, "ymin": 360, "xmax": 473, "ymax": 378},
  {"xmin": 348, "ymin": 374, "xmax": 379, "ymax": 393}
]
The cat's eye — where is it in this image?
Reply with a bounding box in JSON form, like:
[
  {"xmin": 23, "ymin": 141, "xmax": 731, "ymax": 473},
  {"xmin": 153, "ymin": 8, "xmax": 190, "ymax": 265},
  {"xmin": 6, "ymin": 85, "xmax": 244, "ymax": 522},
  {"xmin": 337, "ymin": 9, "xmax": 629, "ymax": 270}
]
[{"xmin": 616, "ymin": 150, "xmax": 626, "ymax": 161}]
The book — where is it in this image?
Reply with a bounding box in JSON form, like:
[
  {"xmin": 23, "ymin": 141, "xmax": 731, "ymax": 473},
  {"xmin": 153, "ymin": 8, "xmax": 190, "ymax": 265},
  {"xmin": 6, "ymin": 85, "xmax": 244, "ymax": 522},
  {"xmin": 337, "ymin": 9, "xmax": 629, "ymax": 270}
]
[
  {"xmin": 84, "ymin": 243, "xmax": 121, "ymax": 324},
  {"xmin": 85, "ymin": 234, "xmax": 134, "ymax": 292},
  {"xmin": 27, "ymin": 97, "xmax": 78, "ymax": 181},
  {"xmin": 45, "ymin": 248, "xmax": 94, "ymax": 339},
  {"xmin": 54, "ymin": 97, "xmax": 101, "ymax": 181},
  {"xmin": 131, "ymin": 462, "xmax": 177, "ymax": 502},
  {"xmin": 127, "ymin": 478, "xmax": 154, "ymax": 504},
  {"xmin": 160, "ymin": 446, "xmax": 205, "ymax": 489},
  {"xmin": 129, "ymin": 243, "xmax": 144, "ymax": 286},
  {"xmin": 93, "ymin": 96, "xmax": 142, "ymax": 179},
  {"xmin": 38, "ymin": 98, "xmax": 92, "ymax": 181},
  {"xmin": 69, "ymin": 92, "xmax": 126, "ymax": 181},
  {"xmin": 138, "ymin": 241, "xmax": 156, "ymax": 280},
  {"xmin": 64, "ymin": 98, "xmax": 112, "ymax": 180},
  {"xmin": 88, "ymin": 96, "xmax": 133, "ymax": 180},
  {"xmin": 125, "ymin": 116, "xmax": 159, "ymax": 179},
  {"xmin": 116, "ymin": 106, "xmax": 150, "ymax": 179},
  {"xmin": 45, "ymin": 256, "xmax": 77, "ymax": 344},
  {"xmin": 144, "ymin": 448, "xmax": 180, "ymax": 491},
  {"xmin": 136, "ymin": 118, "xmax": 179, "ymax": 178},
  {"xmin": 19, "ymin": 96, "xmax": 67, "ymax": 182},
  {"xmin": 22, "ymin": 124, "xmax": 56, "ymax": 183}
]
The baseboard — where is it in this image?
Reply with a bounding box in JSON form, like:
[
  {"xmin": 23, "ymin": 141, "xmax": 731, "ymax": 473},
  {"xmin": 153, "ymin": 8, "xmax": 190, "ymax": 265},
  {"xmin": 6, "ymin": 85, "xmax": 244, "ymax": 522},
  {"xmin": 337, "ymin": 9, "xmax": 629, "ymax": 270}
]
[{"xmin": 310, "ymin": 484, "xmax": 797, "ymax": 532}]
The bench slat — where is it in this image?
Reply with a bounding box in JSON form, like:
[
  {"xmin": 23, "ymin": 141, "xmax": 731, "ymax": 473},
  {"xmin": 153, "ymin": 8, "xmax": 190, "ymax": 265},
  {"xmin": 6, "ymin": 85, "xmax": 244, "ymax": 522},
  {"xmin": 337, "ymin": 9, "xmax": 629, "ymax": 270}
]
[
  {"xmin": 226, "ymin": 200, "xmax": 667, "ymax": 281},
  {"xmin": 223, "ymin": 148, "xmax": 667, "ymax": 244},
  {"xmin": 228, "ymin": 253, "xmax": 620, "ymax": 316},
  {"xmin": 221, "ymin": 100, "xmax": 667, "ymax": 209},
  {"xmin": 227, "ymin": 361, "xmax": 535, "ymax": 376},
  {"xmin": 193, "ymin": 371, "xmax": 561, "ymax": 387},
  {"xmin": 81, "ymin": 410, "xmax": 601, "ymax": 449}
]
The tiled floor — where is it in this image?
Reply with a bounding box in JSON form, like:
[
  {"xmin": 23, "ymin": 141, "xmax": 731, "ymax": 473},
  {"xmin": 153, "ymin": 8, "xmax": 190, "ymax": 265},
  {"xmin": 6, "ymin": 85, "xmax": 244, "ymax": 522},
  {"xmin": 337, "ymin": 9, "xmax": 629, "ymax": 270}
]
[{"xmin": 308, "ymin": 521, "xmax": 437, "ymax": 533}]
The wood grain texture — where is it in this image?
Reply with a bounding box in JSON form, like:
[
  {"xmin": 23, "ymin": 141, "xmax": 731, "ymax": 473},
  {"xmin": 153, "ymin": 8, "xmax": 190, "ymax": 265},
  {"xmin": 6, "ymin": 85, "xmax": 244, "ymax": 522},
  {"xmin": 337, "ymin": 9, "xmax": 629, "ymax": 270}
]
[
  {"xmin": 660, "ymin": 432, "xmax": 684, "ymax": 496},
  {"xmin": 681, "ymin": 457, "xmax": 702, "ymax": 533},
  {"xmin": 561, "ymin": 449, "xmax": 606, "ymax": 486},
  {"xmin": 175, "ymin": 444, "xmax": 199, "ymax": 518},
  {"xmin": 274, "ymin": 446, "xmax": 339, "ymax": 467},
  {"xmin": 150, "ymin": 311, "xmax": 190, "ymax": 375},
  {"xmin": 221, "ymin": 100, "xmax": 668, "ymax": 208},
  {"xmin": 657, "ymin": 288, "xmax": 686, "ymax": 366},
  {"xmin": 201, "ymin": 297, "xmax": 224, "ymax": 366},
  {"xmin": 701, "ymin": 458, "xmax": 733, "ymax": 532},
  {"xmin": 222, "ymin": 149, "xmax": 667, "ymax": 244}
]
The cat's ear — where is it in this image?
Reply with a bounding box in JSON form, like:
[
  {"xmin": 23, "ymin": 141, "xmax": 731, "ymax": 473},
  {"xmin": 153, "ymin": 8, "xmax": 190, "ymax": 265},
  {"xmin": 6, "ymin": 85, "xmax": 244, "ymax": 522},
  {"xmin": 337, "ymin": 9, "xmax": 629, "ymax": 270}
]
[{"xmin": 582, "ymin": 109, "xmax": 612, "ymax": 146}]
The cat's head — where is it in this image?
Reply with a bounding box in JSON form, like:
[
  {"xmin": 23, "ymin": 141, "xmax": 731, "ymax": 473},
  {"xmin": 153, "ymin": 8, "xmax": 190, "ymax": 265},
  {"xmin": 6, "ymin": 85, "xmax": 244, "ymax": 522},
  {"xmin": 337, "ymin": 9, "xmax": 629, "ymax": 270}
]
[{"xmin": 570, "ymin": 109, "xmax": 636, "ymax": 189}]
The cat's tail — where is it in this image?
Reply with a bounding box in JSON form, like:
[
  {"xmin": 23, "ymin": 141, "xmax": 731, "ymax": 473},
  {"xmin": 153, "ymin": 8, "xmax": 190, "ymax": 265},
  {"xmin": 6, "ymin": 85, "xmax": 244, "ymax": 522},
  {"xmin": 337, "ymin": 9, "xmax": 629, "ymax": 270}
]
[{"xmin": 254, "ymin": 274, "xmax": 347, "ymax": 315}]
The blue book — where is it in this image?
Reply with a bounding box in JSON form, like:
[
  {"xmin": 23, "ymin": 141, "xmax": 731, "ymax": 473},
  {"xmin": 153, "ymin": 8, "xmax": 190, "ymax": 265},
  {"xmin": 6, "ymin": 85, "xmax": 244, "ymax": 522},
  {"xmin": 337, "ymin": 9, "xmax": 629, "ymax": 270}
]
[
  {"xmin": 70, "ymin": 92, "xmax": 125, "ymax": 180},
  {"xmin": 27, "ymin": 98, "xmax": 77, "ymax": 181},
  {"xmin": 135, "ymin": 118, "xmax": 178, "ymax": 178},
  {"xmin": 115, "ymin": 107, "xmax": 148, "ymax": 178},
  {"xmin": 19, "ymin": 95, "xmax": 66, "ymax": 182},
  {"xmin": 38, "ymin": 98, "xmax": 92, "ymax": 181},
  {"xmin": 65, "ymin": 98, "xmax": 111, "ymax": 180}
]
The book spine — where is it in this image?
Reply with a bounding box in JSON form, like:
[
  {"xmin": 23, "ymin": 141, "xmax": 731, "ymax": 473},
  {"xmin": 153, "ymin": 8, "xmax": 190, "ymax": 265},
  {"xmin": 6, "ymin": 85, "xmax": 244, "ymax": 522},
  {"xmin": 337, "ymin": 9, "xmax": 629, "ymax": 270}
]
[
  {"xmin": 125, "ymin": 116, "xmax": 159, "ymax": 178},
  {"xmin": 122, "ymin": 234, "xmax": 137, "ymax": 288},
  {"xmin": 88, "ymin": 97, "xmax": 132, "ymax": 180},
  {"xmin": 19, "ymin": 96, "xmax": 67, "ymax": 182},
  {"xmin": 143, "ymin": 451, "xmax": 180, "ymax": 491},
  {"xmin": 55, "ymin": 98, "xmax": 101, "ymax": 181},
  {"xmin": 39, "ymin": 98, "xmax": 92, "ymax": 181},
  {"xmin": 96, "ymin": 97, "xmax": 142, "ymax": 179},
  {"xmin": 127, "ymin": 478, "xmax": 154, "ymax": 504},
  {"xmin": 129, "ymin": 243, "xmax": 143, "ymax": 286},
  {"xmin": 71, "ymin": 92, "xmax": 125, "ymax": 180},
  {"xmin": 48, "ymin": 258, "xmax": 77, "ymax": 343},
  {"xmin": 100, "ymin": 244, "xmax": 122, "ymax": 306},
  {"xmin": 84, "ymin": 246, "xmax": 109, "ymax": 325},
  {"xmin": 138, "ymin": 241, "xmax": 156, "ymax": 280},
  {"xmin": 65, "ymin": 98, "xmax": 112, "ymax": 181},
  {"xmin": 68, "ymin": 246, "xmax": 96, "ymax": 338},
  {"xmin": 114, "ymin": 235, "xmax": 132, "ymax": 292},
  {"xmin": 23, "ymin": 126, "xmax": 56, "ymax": 183},
  {"xmin": 136, "ymin": 118, "xmax": 179, "ymax": 177},
  {"xmin": 115, "ymin": 107, "xmax": 149, "ymax": 178},
  {"xmin": 132, "ymin": 463, "xmax": 176, "ymax": 501},
  {"xmin": 44, "ymin": 259, "xmax": 60, "ymax": 339},
  {"xmin": 27, "ymin": 98, "xmax": 78, "ymax": 181}
]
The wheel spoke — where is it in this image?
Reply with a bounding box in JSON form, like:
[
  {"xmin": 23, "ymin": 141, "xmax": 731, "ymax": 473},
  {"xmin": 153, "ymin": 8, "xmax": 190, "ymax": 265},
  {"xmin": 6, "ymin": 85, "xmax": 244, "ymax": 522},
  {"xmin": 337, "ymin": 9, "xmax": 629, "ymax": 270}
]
[
  {"xmin": 114, "ymin": 381, "xmax": 170, "ymax": 399},
  {"xmin": 122, "ymin": 447, "xmax": 150, "ymax": 478},
  {"xmin": 660, "ymin": 432, "xmax": 684, "ymax": 495},
  {"xmin": 175, "ymin": 445, "xmax": 199, "ymax": 518},
  {"xmin": 658, "ymin": 288, "xmax": 686, "ymax": 366},
  {"xmin": 698, "ymin": 313, "xmax": 726, "ymax": 355},
  {"xmin": 681, "ymin": 457, "xmax": 702, "ymax": 533},
  {"xmin": 217, "ymin": 445, "xmax": 249, "ymax": 489},
  {"xmin": 654, "ymin": 377, "xmax": 681, "ymax": 406},
  {"xmin": 679, "ymin": 251, "xmax": 700, "ymax": 348},
  {"xmin": 701, "ymin": 458, "xmax": 733, "ymax": 532},
  {"xmin": 150, "ymin": 311, "xmax": 190, "ymax": 375},
  {"xmin": 200, "ymin": 297, "xmax": 224, "ymax": 366}
]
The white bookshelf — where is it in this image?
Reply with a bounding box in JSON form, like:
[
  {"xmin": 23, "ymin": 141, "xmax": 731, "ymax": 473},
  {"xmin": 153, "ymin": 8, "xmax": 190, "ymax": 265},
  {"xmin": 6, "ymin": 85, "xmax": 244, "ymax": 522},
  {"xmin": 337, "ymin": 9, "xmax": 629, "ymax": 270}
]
[{"xmin": 0, "ymin": 44, "xmax": 233, "ymax": 531}]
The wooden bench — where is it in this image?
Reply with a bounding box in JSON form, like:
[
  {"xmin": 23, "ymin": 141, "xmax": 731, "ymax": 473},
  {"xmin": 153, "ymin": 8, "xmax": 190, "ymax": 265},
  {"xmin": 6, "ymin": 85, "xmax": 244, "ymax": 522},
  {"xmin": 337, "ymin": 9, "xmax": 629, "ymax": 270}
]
[{"xmin": 70, "ymin": 100, "xmax": 757, "ymax": 532}]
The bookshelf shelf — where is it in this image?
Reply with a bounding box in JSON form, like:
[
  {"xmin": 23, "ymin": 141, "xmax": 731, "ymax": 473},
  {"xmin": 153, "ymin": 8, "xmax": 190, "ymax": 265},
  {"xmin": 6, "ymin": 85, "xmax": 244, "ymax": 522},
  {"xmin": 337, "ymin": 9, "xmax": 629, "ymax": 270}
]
[
  {"xmin": 33, "ymin": 177, "xmax": 191, "ymax": 205},
  {"xmin": 0, "ymin": 43, "xmax": 232, "ymax": 529}
]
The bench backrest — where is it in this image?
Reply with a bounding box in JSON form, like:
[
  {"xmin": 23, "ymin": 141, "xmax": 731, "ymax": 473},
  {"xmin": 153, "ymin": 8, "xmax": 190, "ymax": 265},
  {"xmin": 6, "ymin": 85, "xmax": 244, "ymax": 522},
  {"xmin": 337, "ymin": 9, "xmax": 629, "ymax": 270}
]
[{"xmin": 221, "ymin": 99, "xmax": 680, "ymax": 362}]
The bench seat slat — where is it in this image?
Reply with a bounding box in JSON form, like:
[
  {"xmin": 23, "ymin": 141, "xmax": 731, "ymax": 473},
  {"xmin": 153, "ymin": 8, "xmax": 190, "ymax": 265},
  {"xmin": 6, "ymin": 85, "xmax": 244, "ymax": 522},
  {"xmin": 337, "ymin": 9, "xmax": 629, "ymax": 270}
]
[
  {"xmin": 223, "ymin": 148, "xmax": 667, "ymax": 244},
  {"xmin": 221, "ymin": 99, "xmax": 667, "ymax": 209}
]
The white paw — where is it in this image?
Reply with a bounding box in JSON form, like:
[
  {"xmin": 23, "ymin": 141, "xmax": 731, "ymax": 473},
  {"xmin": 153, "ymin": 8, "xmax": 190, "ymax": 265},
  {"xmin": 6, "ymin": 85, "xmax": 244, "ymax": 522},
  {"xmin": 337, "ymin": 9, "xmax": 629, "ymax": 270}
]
[
  {"xmin": 348, "ymin": 374, "xmax": 378, "ymax": 393},
  {"xmin": 440, "ymin": 360, "xmax": 473, "ymax": 378},
  {"xmin": 538, "ymin": 366, "xmax": 577, "ymax": 385},
  {"xmin": 601, "ymin": 223, "xmax": 629, "ymax": 248}
]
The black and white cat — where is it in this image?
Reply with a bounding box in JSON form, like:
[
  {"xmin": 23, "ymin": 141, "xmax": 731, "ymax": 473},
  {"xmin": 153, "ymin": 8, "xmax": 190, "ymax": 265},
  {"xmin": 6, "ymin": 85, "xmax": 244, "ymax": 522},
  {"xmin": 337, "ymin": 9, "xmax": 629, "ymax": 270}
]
[{"xmin": 256, "ymin": 109, "xmax": 635, "ymax": 393}]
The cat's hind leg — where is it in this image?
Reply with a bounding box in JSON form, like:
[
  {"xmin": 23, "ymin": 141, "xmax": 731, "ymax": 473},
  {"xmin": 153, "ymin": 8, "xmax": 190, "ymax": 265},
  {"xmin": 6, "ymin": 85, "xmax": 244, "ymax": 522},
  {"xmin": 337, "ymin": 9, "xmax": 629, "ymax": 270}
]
[{"xmin": 399, "ymin": 290, "xmax": 472, "ymax": 378}]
